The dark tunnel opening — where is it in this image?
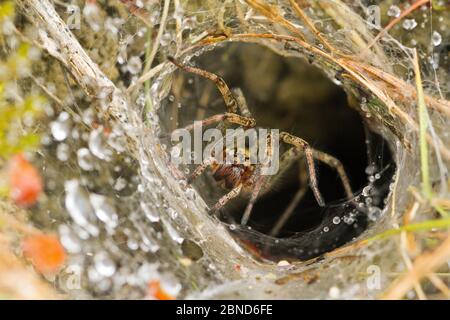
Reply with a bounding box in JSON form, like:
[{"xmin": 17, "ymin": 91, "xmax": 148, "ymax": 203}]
[{"xmin": 162, "ymin": 43, "xmax": 396, "ymax": 261}]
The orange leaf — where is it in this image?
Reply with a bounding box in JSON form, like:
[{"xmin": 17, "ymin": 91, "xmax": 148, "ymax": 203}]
[
  {"xmin": 147, "ymin": 280, "xmax": 175, "ymax": 300},
  {"xmin": 8, "ymin": 153, "xmax": 43, "ymax": 207},
  {"xmin": 22, "ymin": 234, "xmax": 66, "ymax": 274}
]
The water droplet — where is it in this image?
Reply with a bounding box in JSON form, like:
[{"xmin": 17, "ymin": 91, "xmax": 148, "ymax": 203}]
[
  {"xmin": 59, "ymin": 224, "xmax": 81, "ymax": 253},
  {"xmin": 159, "ymin": 273, "xmax": 182, "ymax": 297},
  {"xmin": 362, "ymin": 185, "xmax": 372, "ymax": 196},
  {"xmin": 159, "ymin": 32, "xmax": 172, "ymax": 46},
  {"xmin": 82, "ymin": 108, "xmax": 95, "ymax": 125},
  {"xmin": 77, "ymin": 148, "xmax": 95, "ymax": 171},
  {"xmin": 127, "ymin": 238, "xmax": 139, "ymax": 250},
  {"xmin": 329, "ymin": 286, "xmax": 340, "ymax": 299},
  {"xmin": 96, "ymin": 278, "xmax": 112, "ymax": 292},
  {"xmin": 387, "ymin": 5, "xmax": 401, "ymax": 18},
  {"xmin": 114, "ymin": 177, "xmax": 127, "ymax": 191},
  {"xmin": 403, "ymin": 19, "xmax": 417, "ymax": 31},
  {"xmin": 185, "ymin": 188, "xmax": 196, "ymax": 200},
  {"xmin": 108, "ymin": 132, "xmax": 127, "ymax": 153},
  {"xmin": 64, "ymin": 180, "xmax": 98, "ymax": 236},
  {"xmin": 56, "ymin": 143, "xmax": 70, "ymax": 161},
  {"xmin": 431, "ymin": 31, "xmax": 442, "ymax": 47},
  {"xmin": 343, "ymin": 215, "xmax": 355, "ymax": 225},
  {"xmin": 126, "ymin": 56, "xmax": 142, "ymax": 74},
  {"xmin": 365, "ymin": 164, "xmax": 378, "ymax": 175},
  {"xmin": 90, "ymin": 194, "xmax": 119, "ymax": 228},
  {"xmin": 229, "ymin": 224, "xmax": 236, "ymax": 230},
  {"xmin": 368, "ymin": 207, "xmax": 382, "ymax": 221},
  {"xmin": 277, "ymin": 260, "xmax": 291, "ymax": 267},
  {"xmin": 179, "ymin": 179, "xmax": 187, "ymax": 188},
  {"xmin": 332, "ymin": 78, "xmax": 342, "ymax": 86},
  {"xmin": 135, "ymin": 0, "xmax": 144, "ymax": 8},
  {"xmin": 94, "ymin": 251, "xmax": 116, "ymax": 277},
  {"xmin": 165, "ymin": 222, "xmax": 184, "ymax": 244},
  {"xmin": 323, "ymin": 226, "xmax": 329, "ymax": 232},
  {"xmin": 141, "ymin": 202, "xmax": 160, "ymax": 222},
  {"xmin": 168, "ymin": 207, "xmax": 178, "ymax": 219},
  {"xmin": 83, "ymin": 3, "xmax": 102, "ymax": 32},
  {"xmin": 89, "ymin": 127, "xmax": 112, "ymax": 161},
  {"xmin": 332, "ymin": 216, "xmax": 341, "ymax": 224},
  {"xmin": 51, "ymin": 112, "xmax": 71, "ymax": 141}
]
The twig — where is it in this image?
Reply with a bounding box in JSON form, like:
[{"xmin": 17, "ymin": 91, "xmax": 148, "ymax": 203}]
[
  {"xmin": 402, "ymin": 202, "xmax": 420, "ymax": 256},
  {"xmin": 413, "ymin": 49, "xmax": 432, "ymax": 199},
  {"xmin": 143, "ymin": 0, "xmax": 171, "ymax": 74},
  {"xmin": 427, "ymin": 274, "xmax": 450, "ymax": 298},
  {"xmin": 218, "ymin": 0, "xmax": 232, "ymax": 35},
  {"xmin": 345, "ymin": 60, "xmax": 450, "ymax": 118},
  {"xmin": 173, "ymin": 0, "xmax": 183, "ymax": 54},
  {"xmin": 400, "ymin": 202, "xmax": 426, "ymax": 299},
  {"xmin": 411, "ymin": 51, "xmax": 448, "ymax": 217},
  {"xmin": 381, "ymin": 232, "xmax": 450, "ymax": 299},
  {"xmin": 17, "ymin": 0, "xmax": 129, "ymax": 123},
  {"xmin": 127, "ymin": 62, "xmax": 166, "ymax": 94},
  {"xmin": 118, "ymin": 0, "xmax": 152, "ymax": 27},
  {"xmin": 321, "ymin": 215, "xmax": 450, "ymax": 261},
  {"xmin": 288, "ymin": 0, "xmax": 334, "ymax": 52},
  {"xmin": 244, "ymin": 0, "xmax": 306, "ymax": 40}
]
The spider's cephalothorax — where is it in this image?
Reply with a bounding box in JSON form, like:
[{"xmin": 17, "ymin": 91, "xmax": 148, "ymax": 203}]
[
  {"xmin": 212, "ymin": 162, "xmax": 255, "ymax": 190},
  {"xmin": 209, "ymin": 146, "xmax": 258, "ymax": 190},
  {"xmin": 168, "ymin": 57, "xmax": 354, "ymax": 233}
]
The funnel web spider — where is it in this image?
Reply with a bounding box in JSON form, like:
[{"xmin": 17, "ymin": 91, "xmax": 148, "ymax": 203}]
[{"xmin": 168, "ymin": 57, "xmax": 353, "ymax": 236}]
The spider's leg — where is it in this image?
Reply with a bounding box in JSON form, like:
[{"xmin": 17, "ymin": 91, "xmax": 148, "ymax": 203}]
[
  {"xmin": 312, "ymin": 150, "xmax": 353, "ymax": 199},
  {"xmin": 232, "ymin": 88, "xmax": 253, "ymax": 118},
  {"xmin": 210, "ymin": 184, "xmax": 243, "ymax": 213},
  {"xmin": 280, "ymin": 132, "xmax": 325, "ymax": 207},
  {"xmin": 188, "ymin": 157, "xmax": 218, "ymax": 183},
  {"xmin": 268, "ymin": 143, "xmax": 353, "ymax": 200},
  {"xmin": 262, "ymin": 146, "xmax": 302, "ymax": 193},
  {"xmin": 267, "ymin": 140, "xmax": 353, "ymax": 236},
  {"xmin": 241, "ymin": 132, "xmax": 273, "ymax": 225},
  {"xmin": 269, "ymin": 162, "xmax": 308, "ymax": 237},
  {"xmin": 241, "ymin": 173, "xmax": 265, "ymax": 225},
  {"xmin": 168, "ymin": 57, "xmax": 239, "ymax": 113},
  {"xmin": 180, "ymin": 113, "xmax": 256, "ymax": 132}
]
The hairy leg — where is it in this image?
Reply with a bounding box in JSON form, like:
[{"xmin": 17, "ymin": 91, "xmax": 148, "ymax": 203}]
[
  {"xmin": 210, "ymin": 184, "xmax": 243, "ymax": 213},
  {"xmin": 311, "ymin": 149, "xmax": 353, "ymax": 199},
  {"xmin": 280, "ymin": 132, "xmax": 325, "ymax": 207},
  {"xmin": 270, "ymin": 162, "xmax": 308, "ymax": 237},
  {"xmin": 187, "ymin": 157, "xmax": 218, "ymax": 183},
  {"xmin": 168, "ymin": 57, "xmax": 239, "ymax": 113},
  {"xmin": 232, "ymin": 88, "xmax": 252, "ymax": 118},
  {"xmin": 241, "ymin": 173, "xmax": 265, "ymax": 225},
  {"xmin": 180, "ymin": 113, "xmax": 256, "ymax": 132},
  {"xmin": 240, "ymin": 132, "xmax": 273, "ymax": 225}
]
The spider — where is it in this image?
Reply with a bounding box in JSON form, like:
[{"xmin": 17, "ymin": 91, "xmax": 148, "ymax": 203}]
[{"xmin": 168, "ymin": 57, "xmax": 354, "ymax": 236}]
